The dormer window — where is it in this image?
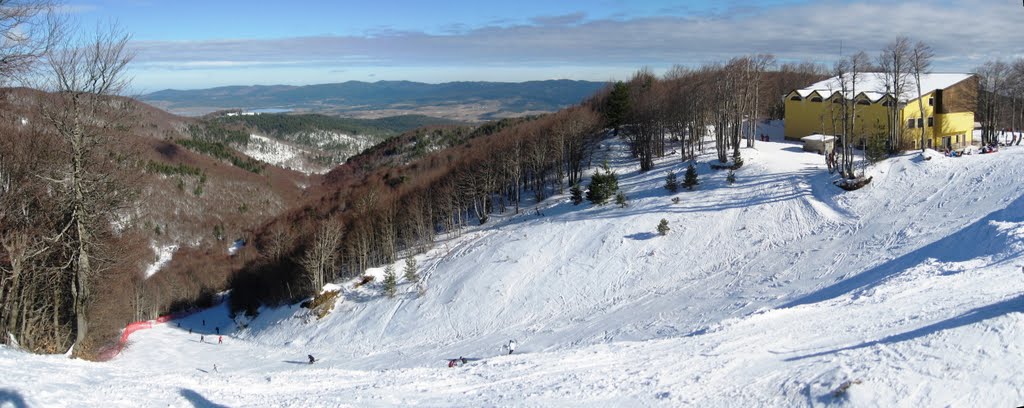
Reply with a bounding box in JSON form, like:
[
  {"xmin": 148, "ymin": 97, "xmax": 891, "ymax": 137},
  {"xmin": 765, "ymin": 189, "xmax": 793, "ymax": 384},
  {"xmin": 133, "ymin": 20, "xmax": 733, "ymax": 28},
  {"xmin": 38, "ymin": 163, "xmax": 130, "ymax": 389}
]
[
  {"xmin": 811, "ymin": 97, "xmax": 822, "ymax": 102},
  {"xmin": 856, "ymin": 100, "xmax": 870, "ymax": 105},
  {"xmin": 790, "ymin": 96, "xmax": 802, "ymax": 101}
]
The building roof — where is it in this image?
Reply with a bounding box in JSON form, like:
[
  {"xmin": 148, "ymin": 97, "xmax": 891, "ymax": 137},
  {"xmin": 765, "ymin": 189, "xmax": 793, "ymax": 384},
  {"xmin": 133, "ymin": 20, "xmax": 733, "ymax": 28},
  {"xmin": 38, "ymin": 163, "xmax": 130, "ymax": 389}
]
[
  {"xmin": 795, "ymin": 72, "xmax": 973, "ymax": 103},
  {"xmin": 801, "ymin": 134, "xmax": 836, "ymax": 142}
]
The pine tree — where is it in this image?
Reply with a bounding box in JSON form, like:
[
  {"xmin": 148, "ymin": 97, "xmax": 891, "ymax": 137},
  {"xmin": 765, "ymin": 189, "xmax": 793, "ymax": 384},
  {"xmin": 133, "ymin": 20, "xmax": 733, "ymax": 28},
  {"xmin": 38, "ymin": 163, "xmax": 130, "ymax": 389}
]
[
  {"xmin": 657, "ymin": 219, "xmax": 670, "ymax": 236},
  {"xmin": 586, "ymin": 165, "xmax": 619, "ymax": 205},
  {"xmin": 683, "ymin": 163, "xmax": 699, "ymax": 190},
  {"xmin": 383, "ymin": 264, "xmax": 398, "ymax": 298},
  {"xmin": 606, "ymin": 81, "xmax": 630, "ymax": 136},
  {"xmin": 664, "ymin": 170, "xmax": 678, "ymax": 193},
  {"xmin": 570, "ymin": 183, "xmax": 583, "ymax": 205},
  {"xmin": 403, "ymin": 257, "xmax": 419, "ymax": 283},
  {"xmin": 615, "ymin": 192, "xmax": 628, "ymax": 208},
  {"xmin": 726, "ymin": 170, "xmax": 736, "ymax": 185},
  {"xmin": 732, "ymin": 152, "xmax": 744, "ymax": 169}
]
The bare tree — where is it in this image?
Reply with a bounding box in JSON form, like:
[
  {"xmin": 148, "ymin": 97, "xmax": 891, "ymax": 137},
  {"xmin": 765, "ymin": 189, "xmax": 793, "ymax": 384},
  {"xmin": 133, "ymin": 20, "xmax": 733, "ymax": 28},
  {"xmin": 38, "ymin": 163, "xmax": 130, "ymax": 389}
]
[
  {"xmin": 0, "ymin": 0, "xmax": 61, "ymax": 83},
  {"xmin": 977, "ymin": 60, "xmax": 1010, "ymax": 146},
  {"xmin": 299, "ymin": 220, "xmax": 343, "ymax": 293},
  {"xmin": 832, "ymin": 51, "xmax": 871, "ymax": 178},
  {"xmin": 877, "ymin": 37, "xmax": 912, "ymax": 152},
  {"xmin": 909, "ymin": 41, "xmax": 934, "ymax": 151},
  {"xmin": 39, "ymin": 24, "xmax": 136, "ymax": 353}
]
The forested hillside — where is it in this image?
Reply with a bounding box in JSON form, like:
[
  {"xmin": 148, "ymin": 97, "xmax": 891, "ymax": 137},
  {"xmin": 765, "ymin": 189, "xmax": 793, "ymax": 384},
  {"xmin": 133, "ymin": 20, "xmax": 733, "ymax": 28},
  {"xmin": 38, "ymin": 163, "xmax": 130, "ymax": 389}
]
[
  {"xmin": 209, "ymin": 113, "xmax": 464, "ymax": 172},
  {"xmin": 0, "ymin": 85, "xmax": 308, "ymax": 357}
]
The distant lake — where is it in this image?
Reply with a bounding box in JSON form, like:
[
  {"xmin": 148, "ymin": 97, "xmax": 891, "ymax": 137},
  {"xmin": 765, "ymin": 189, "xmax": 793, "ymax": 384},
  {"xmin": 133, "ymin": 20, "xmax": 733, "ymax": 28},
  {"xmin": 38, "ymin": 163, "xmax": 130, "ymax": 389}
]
[{"xmin": 248, "ymin": 108, "xmax": 292, "ymax": 114}]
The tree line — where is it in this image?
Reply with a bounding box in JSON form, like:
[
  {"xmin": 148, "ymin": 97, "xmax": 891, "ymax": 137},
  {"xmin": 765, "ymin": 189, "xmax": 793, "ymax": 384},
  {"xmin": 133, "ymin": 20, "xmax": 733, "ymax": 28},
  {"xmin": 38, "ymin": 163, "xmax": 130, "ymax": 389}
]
[
  {"xmin": 229, "ymin": 106, "xmax": 604, "ymax": 314},
  {"xmin": 975, "ymin": 58, "xmax": 1024, "ymax": 146},
  {"xmin": 600, "ymin": 58, "xmax": 823, "ymax": 172}
]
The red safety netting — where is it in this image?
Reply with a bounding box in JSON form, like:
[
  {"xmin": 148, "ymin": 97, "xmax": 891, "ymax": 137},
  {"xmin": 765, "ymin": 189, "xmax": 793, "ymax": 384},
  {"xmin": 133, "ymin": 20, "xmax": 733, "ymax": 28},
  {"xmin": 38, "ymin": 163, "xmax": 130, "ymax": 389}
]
[{"xmin": 96, "ymin": 310, "xmax": 196, "ymax": 361}]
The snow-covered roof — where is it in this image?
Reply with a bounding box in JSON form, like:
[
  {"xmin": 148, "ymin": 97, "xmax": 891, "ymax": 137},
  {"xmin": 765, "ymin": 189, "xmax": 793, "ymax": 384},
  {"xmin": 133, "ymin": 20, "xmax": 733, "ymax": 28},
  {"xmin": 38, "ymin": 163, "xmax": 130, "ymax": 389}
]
[
  {"xmin": 801, "ymin": 134, "xmax": 836, "ymax": 142},
  {"xmin": 796, "ymin": 73, "xmax": 973, "ymax": 103}
]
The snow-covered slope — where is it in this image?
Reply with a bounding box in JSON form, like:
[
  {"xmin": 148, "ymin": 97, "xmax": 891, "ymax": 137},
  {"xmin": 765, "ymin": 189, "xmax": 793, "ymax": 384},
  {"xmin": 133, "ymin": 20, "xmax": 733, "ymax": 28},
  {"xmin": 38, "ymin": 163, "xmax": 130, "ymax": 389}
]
[
  {"xmin": 240, "ymin": 134, "xmax": 326, "ymax": 175},
  {"xmin": 3, "ymin": 139, "xmax": 1023, "ymax": 406},
  {"xmin": 239, "ymin": 131, "xmax": 380, "ymax": 175}
]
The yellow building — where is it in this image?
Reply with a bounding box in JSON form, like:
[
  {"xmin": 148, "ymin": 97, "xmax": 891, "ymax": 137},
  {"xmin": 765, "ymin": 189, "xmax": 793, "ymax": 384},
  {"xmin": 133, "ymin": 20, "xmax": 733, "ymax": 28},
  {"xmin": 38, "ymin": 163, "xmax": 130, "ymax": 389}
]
[{"xmin": 784, "ymin": 73, "xmax": 977, "ymax": 150}]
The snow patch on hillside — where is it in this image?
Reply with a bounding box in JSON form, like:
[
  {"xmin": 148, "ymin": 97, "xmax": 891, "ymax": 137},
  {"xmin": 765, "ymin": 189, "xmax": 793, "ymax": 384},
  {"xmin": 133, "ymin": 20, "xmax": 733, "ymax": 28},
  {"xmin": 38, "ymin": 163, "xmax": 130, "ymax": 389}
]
[
  {"xmin": 143, "ymin": 243, "xmax": 178, "ymax": 279},
  {"xmin": 240, "ymin": 134, "xmax": 324, "ymax": 175}
]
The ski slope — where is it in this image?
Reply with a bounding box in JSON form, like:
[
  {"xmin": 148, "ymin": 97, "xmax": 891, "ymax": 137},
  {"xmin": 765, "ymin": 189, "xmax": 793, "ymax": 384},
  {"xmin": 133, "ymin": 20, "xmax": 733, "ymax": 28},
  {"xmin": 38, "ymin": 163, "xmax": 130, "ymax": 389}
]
[{"xmin": 2, "ymin": 139, "xmax": 1023, "ymax": 406}]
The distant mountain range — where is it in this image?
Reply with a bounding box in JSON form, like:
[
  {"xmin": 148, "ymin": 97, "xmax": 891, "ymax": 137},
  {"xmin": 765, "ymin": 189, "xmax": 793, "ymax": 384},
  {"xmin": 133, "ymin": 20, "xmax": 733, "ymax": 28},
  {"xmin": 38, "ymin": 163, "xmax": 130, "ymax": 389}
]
[{"xmin": 141, "ymin": 80, "xmax": 608, "ymax": 121}]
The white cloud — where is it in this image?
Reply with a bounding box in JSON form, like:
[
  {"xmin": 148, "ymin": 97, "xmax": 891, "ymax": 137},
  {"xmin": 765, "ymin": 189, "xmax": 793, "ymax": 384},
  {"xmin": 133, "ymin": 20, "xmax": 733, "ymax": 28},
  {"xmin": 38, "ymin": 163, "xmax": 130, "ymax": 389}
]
[{"xmin": 127, "ymin": 0, "xmax": 1021, "ymax": 88}]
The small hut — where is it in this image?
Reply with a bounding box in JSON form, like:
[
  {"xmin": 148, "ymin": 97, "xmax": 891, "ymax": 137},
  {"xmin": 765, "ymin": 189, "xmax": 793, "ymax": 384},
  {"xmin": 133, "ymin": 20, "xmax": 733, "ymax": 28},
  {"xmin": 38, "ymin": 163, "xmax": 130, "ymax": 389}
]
[{"xmin": 801, "ymin": 134, "xmax": 835, "ymax": 155}]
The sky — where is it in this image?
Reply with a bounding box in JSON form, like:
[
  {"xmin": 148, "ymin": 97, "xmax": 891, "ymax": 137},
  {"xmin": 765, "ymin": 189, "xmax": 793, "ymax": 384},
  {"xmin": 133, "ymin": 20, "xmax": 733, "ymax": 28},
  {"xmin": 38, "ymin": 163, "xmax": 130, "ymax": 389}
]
[{"xmin": 61, "ymin": 0, "xmax": 1024, "ymax": 92}]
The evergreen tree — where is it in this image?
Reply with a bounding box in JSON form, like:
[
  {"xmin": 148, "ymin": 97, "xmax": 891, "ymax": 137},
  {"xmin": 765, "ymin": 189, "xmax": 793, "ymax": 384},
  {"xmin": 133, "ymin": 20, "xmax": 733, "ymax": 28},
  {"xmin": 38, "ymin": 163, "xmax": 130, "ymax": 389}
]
[
  {"xmin": 657, "ymin": 219, "xmax": 670, "ymax": 236},
  {"xmin": 570, "ymin": 183, "xmax": 584, "ymax": 205},
  {"xmin": 732, "ymin": 152, "xmax": 744, "ymax": 169},
  {"xmin": 664, "ymin": 170, "xmax": 678, "ymax": 193},
  {"xmin": 586, "ymin": 165, "xmax": 619, "ymax": 205},
  {"xmin": 615, "ymin": 192, "xmax": 628, "ymax": 208},
  {"xmin": 683, "ymin": 163, "xmax": 699, "ymax": 190},
  {"xmin": 403, "ymin": 257, "xmax": 419, "ymax": 283},
  {"xmin": 383, "ymin": 264, "xmax": 398, "ymax": 298},
  {"xmin": 726, "ymin": 170, "xmax": 736, "ymax": 185},
  {"xmin": 606, "ymin": 81, "xmax": 630, "ymax": 136}
]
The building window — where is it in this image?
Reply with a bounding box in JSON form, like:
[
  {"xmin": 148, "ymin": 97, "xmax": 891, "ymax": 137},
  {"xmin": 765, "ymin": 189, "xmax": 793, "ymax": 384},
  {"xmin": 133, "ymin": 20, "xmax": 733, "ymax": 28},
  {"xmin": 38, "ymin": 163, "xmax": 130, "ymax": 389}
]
[
  {"xmin": 927, "ymin": 117, "xmax": 934, "ymax": 127},
  {"xmin": 917, "ymin": 118, "xmax": 924, "ymax": 128},
  {"xmin": 908, "ymin": 119, "xmax": 916, "ymax": 128},
  {"xmin": 832, "ymin": 98, "xmax": 842, "ymax": 104},
  {"xmin": 811, "ymin": 97, "xmax": 822, "ymax": 102},
  {"xmin": 790, "ymin": 96, "xmax": 802, "ymax": 101},
  {"xmin": 928, "ymin": 97, "xmax": 934, "ymax": 106},
  {"xmin": 882, "ymin": 100, "xmax": 894, "ymax": 107},
  {"xmin": 856, "ymin": 100, "xmax": 870, "ymax": 105}
]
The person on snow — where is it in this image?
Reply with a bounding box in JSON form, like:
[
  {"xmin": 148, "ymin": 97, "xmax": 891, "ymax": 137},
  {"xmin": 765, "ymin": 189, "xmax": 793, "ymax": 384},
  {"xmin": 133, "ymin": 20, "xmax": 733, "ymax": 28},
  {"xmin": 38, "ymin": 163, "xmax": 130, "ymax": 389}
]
[
  {"xmin": 448, "ymin": 359, "xmax": 456, "ymax": 368},
  {"xmin": 507, "ymin": 340, "xmax": 517, "ymax": 355},
  {"xmin": 218, "ymin": 336, "xmax": 223, "ymax": 344},
  {"xmin": 461, "ymin": 356, "xmax": 467, "ymax": 366},
  {"xmin": 308, "ymin": 354, "xmax": 316, "ymax": 364},
  {"xmin": 200, "ymin": 335, "xmax": 204, "ymax": 343}
]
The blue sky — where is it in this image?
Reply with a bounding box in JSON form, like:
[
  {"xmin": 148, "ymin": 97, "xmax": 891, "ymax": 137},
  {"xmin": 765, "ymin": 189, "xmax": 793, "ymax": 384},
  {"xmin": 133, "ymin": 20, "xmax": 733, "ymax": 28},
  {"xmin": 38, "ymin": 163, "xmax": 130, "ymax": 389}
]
[{"xmin": 68, "ymin": 0, "xmax": 1023, "ymax": 92}]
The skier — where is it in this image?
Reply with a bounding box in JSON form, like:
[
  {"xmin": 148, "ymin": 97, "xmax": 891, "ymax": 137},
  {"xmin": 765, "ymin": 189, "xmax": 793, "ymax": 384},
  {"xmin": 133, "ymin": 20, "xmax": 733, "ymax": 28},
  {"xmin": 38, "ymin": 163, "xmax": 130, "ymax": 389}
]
[
  {"xmin": 461, "ymin": 356, "xmax": 467, "ymax": 366},
  {"xmin": 507, "ymin": 339, "xmax": 517, "ymax": 355},
  {"xmin": 213, "ymin": 364, "xmax": 218, "ymax": 373},
  {"xmin": 218, "ymin": 336, "xmax": 223, "ymax": 344},
  {"xmin": 308, "ymin": 354, "xmax": 316, "ymax": 364},
  {"xmin": 448, "ymin": 359, "xmax": 456, "ymax": 368},
  {"xmin": 200, "ymin": 335, "xmax": 204, "ymax": 343}
]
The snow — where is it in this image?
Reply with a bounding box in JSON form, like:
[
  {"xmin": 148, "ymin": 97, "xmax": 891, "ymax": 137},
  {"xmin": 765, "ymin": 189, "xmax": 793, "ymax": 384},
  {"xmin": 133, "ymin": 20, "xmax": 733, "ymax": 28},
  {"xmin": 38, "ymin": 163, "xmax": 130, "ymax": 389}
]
[
  {"xmin": 143, "ymin": 243, "xmax": 178, "ymax": 279},
  {"xmin": 240, "ymin": 134, "xmax": 323, "ymax": 175},
  {"xmin": 801, "ymin": 134, "xmax": 835, "ymax": 142},
  {"xmin": 3, "ymin": 137, "xmax": 1024, "ymax": 406},
  {"xmin": 800, "ymin": 72, "xmax": 973, "ymax": 102}
]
